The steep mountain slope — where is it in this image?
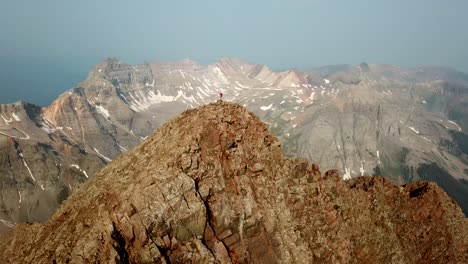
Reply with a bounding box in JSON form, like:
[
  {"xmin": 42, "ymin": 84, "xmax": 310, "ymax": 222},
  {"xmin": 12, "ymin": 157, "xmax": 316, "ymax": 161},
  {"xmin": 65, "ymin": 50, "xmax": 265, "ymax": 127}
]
[
  {"xmin": 0, "ymin": 101, "xmax": 105, "ymax": 231},
  {"xmin": 1, "ymin": 102, "xmax": 467, "ymax": 263},
  {"xmin": 0, "ymin": 57, "xmax": 327, "ymax": 229},
  {"xmin": 1, "ymin": 58, "xmax": 467, "ymax": 232}
]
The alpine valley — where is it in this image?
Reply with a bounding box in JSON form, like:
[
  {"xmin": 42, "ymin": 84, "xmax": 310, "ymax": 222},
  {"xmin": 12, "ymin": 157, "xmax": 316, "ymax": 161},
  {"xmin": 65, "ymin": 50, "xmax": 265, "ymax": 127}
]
[{"xmin": 1, "ymin": 57, "xmax": 467, "ymax": 233}]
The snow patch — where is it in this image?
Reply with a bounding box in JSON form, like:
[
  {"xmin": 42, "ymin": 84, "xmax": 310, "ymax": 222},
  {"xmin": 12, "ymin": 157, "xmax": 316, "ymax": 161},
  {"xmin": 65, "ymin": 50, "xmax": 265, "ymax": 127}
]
[
  {"xmin": 212, "ymin": 67, "xmax": 229, "ymax": 84},
  {"xmin": 324, "ymin": 79, "xmax": 330, "ymax": 84},
  {"xmin": 119, "ymin": 93, "xmax": 129, "ymax": 103},
  {"xmin": 343, "ymin": 167, "xmax": 352, "ymax": 180},
  {"xmin": 1, "ymin": 115, "xmax": 12, "ymax": 124},
  {"xmin": 145, "ymin": 79, "xmax": 155, "ymax": 87},
  {"xmin": 360, "ymin": 162, "xmax": 365, "ymax": 176},
  {"xmin": 0, "ymin": 126, "xmax": 30, "ymax": 140},
  {"xmin": 376, "ymin": 150, "xmax": 381, "ymax": 165},
  {"xmin": 408, "ymin": 126, "xmax": 420, "ymax": 134},
  {"xmin": 23, "ymin": 160, "xmax": 36, "ymax": 181},
  {"xmin": 448, "ymin": 120, "xmax": 462, "ymax": 132},
  {"xmin": 39, "ymin": 119, "xmax": 57, "ymax": 134},
  {"xmin": 117, "ymin": 143, "xmax": 128, "ymax": 151},
  {"xmin": 175, "ymin": 90, "xmax": 196, "ymax": 104},
  {"xmin": 383, "ymin": 90, "xmax": 392, "ymax": 95},
  {"xmin": 96, "ymin": 105, "xmax": 110, "ymax": 119},
  {"xmin": 235, "ymin": 81, "xmax": 249, "ymax": 89},
  {"xmin": 309, "ymin": 91, "xmax": 315, "ymax": 102},
  {"xmin": 422, "ymin": 136, "xmax": 432, "ymax": 142},
  {"xmin": 260, "ymin": 104, "xmax": 273, "ymax": 111},
  {"xmin": 17, "ymin": 147, "xmax": 36, "ymax": 182},
  {"xmin": 129, "ymin": 90, "xmax": 176, "ymax": 112},
  {"xmin": 70, "ymin": 164, "xmax": 89, "ymax": 178},
  {"xmin": 93, "ymin": 148, "xmax": 112, "ymax": 162},
  {"xmin": 0, "ymin": 219, "xmax": 15, "ymax": 228},
  {"xmin": 197, "ymin": 86, "xmax": 210, "ymax": 97},
  {"xmin": 12, "ymin": 113, "xmax": 20, "ymax": 121}
]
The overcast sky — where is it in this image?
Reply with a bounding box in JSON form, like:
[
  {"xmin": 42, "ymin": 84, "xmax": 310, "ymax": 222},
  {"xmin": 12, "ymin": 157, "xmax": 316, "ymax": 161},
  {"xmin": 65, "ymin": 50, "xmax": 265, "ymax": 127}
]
[{"xmin": 1, "ymin": 0, "xmax": 467, "ymax": 105}]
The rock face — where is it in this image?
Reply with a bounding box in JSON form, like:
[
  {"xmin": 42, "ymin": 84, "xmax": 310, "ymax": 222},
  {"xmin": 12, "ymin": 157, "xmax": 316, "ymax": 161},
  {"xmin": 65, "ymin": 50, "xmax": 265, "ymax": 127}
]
[
  {"xmin": 0, "ymin": 102, "xmax": 467, "ymax": 263},
  {"xmin": 0, "ymin": 101, "xmax": 105, "ymax": 231},
  {"xmin": 1, "ymin": 58, "xmax": 468, "ymax": 231}
]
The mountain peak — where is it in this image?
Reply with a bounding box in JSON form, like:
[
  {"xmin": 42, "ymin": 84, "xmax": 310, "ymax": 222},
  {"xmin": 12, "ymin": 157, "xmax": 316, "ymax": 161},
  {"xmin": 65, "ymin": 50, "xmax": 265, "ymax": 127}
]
[
  {"xmin": 359, "ymin": 62, "xmax": 371, "ymax": 72},
  {"xmin": 96, "ymin": 57, "xmax": 125, "ymax": 68},
  {"xmin": 90, "ymin": 57, "xmax": 129, "ymax": 74},
  {"xmin": 176, "ymin": 58, "xmax": 199, "ymax": 65},
  {"xmin": 217, "ymin": 57, "xmax": 248, "ymax": 65},
  {"xmin": 1, "ymin": 102, "xmax": 468, "ymax": 263}
]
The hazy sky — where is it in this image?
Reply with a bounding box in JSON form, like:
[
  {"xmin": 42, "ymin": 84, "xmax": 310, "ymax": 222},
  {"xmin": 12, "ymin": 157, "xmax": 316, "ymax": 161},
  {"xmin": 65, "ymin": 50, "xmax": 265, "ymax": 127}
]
[{"xmin": 1, "ymin": 0, "xmax": 467, "ymax": 105}]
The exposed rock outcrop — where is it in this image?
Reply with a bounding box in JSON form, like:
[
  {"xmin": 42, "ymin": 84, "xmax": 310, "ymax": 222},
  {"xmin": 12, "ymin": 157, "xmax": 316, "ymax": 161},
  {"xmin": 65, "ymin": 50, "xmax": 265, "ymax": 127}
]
[
  {"xmin": 1, "ymin": 58, "xmax": 468, "ymax": 233},
  {"xmin": 0, "ymin": 101, "xmax": 105, "ymax": 230},
  {"xmin": 0, "ymin": 102, "xmax": 466, "ymax": 263}
]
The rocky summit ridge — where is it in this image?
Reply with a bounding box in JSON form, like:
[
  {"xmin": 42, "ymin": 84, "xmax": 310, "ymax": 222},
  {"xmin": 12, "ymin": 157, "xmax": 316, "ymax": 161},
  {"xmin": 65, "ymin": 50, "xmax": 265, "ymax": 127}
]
[
  {"xmin": 1, "ymin": 58, "xmax": 468, "ymax": 232},
  {"xmin": 0, "ymin": 102, "xmax": 467, "ymax": 263}
]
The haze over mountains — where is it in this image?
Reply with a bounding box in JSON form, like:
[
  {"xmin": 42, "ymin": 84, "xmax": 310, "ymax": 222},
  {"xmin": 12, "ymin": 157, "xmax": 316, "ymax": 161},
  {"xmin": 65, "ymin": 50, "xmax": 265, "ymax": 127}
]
[
  {"xmin": 0, "ymin": 57, "xmax": 467, "ymax": 233},
  {"xmin": 0, "ymin": 56, "xmax": 88, "ymax": 106}
]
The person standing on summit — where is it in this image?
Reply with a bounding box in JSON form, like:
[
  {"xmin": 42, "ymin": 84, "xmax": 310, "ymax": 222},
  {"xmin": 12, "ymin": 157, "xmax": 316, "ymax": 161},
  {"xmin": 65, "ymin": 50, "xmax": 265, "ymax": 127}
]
[{"xmin": 219, "ymin": 92, "xmax": 223, "ymax": 101}]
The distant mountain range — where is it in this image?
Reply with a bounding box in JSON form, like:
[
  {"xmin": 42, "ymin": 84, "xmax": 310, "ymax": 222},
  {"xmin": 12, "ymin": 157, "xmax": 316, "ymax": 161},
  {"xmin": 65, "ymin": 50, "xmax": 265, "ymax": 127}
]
[{"xmin": 1, "ymin": 57, "xmax": 467, "ymax": 232}]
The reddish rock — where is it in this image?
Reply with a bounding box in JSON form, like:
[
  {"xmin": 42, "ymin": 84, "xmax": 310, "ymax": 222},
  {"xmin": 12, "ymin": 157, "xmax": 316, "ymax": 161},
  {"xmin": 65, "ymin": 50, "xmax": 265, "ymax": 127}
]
[{"xmin": 0, "ymin": 102, "xmax": 467, "ymax": 263}]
